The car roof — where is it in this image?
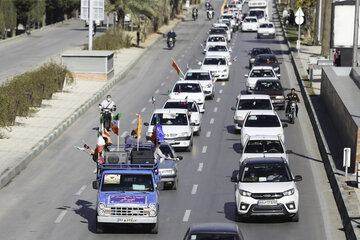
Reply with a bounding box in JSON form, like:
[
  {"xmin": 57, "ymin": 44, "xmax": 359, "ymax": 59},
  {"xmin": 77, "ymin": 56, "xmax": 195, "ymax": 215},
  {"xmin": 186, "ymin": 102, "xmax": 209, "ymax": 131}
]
[
  {"xmin": 238, "ymin": 94, "xmax": 271, "ymax": 100},
  {"xmin": 251, "ymin": 47, "xmax": 271, "ymax": 51},
  {"xmin": 204, "ymin": 55, "xmax": 226, "ymax": 59},
  {"xmin": 188, "ymin": 222, "xmax": 240, "ymax": 233},
  {"xmin": 207, "ymin": 34, "xmax": 226, "ymax": 38},
  {"xmin": 185, "ymin": 69, "xmax": 210, "ymax": 74},
  {"xmin": 259, "ymin": 21, "xmax": 274, "ymax": 25},
  {"xmin": 243, "ymin": 157, "xmax": 287, "ymax": 165},
  {"xmin": 245, "ymin": 16, "xmax": 257, "ymax": 19},
  {"xmin": 248, "ymin": 110, "xmax": 277, "ymax": 115},
  {"xmin": 152, "ymin": 108, "xmax": 188, "ymax": 114},
  {"xmin": 175, "ymin": 80, "xmax": 200, "ymax": 84},
  {"xmin": 165, "ymin": 98, "xmax": 196, "ymax": 103},
  {"xmin": 247, "ymin": 135, "xmax": 281, "ymax": 140},
  {"xmin": 251, "ymin": 66, "xmax": 274, "ymax": 70}
]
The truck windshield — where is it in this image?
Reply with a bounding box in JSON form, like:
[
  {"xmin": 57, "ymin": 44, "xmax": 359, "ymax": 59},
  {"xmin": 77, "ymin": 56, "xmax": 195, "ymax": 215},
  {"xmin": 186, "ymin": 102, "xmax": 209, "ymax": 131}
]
[{"xmin": 101, "ymin": 173, "xmax": 154, "ymax": 192}]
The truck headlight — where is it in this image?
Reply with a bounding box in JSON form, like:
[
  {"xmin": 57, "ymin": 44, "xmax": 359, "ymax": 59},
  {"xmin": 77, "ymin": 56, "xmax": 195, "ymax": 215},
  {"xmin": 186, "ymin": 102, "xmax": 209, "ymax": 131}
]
[
  {"xmin": 150, "ymin": 210, "xmax": 157, "ymax": 216},
  {"xmin": 239, "ymin": 189, "xmax": 252, "ymax": 197},
  {"xmin": 283, "ymin": 188, "xmax": 295, "ymax": 196},
  {"xmin": 149, "ymin": 203, "xmax": 157, "ymax": 211},
  {"xmin": 98, "ymin": 203, "xmax": 106, "ymax": 216}
]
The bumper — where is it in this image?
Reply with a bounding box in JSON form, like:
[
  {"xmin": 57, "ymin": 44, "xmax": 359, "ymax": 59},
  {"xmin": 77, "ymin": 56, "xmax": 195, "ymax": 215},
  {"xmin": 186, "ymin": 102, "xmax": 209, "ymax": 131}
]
[
  {"xmin": 98, "ymin": 216, "xmax": 158, "ymax": 224},
  {"xmin": 160, "ymin": 175, "xmax": 177, "ymax": 183},
  {"xmin": 242, "ymin": 26, "xmax": 258, "ymax": 32},
  {"xmin": 271, "ymin": 99, "xmax": 285, "ymax": 108},
  {"xmin": 258, "ymin": 32, "xmax": 275, "ymax": 38},
  {"xmin": 192, "ymin": 123, "xmax": 201, "ymax": 133},
  {"xmin": 214, "ymin": 72, "xmax": 229, "ymax": 80}
]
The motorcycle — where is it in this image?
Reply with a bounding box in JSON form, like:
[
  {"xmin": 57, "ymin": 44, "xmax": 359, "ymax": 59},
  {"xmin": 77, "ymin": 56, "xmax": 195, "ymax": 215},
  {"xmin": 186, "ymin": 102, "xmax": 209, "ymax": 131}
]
[
  {"xmin": 167, "ymin": 37, "xmax": 175, "ymax": 49},
  {"xmin": 207, "ymin": 10, "xmax": 214, "ymax": 20},
  {"xmin": 192, "ymin": 11, "xmax": 198, "ymax": 21},
  {"xmin": 287, "ymin": 100, "xmax": 297, "ymax": 124},
  {"xmin": 101, "ymin": 108, "xmax": 112, "ymax": 131}
]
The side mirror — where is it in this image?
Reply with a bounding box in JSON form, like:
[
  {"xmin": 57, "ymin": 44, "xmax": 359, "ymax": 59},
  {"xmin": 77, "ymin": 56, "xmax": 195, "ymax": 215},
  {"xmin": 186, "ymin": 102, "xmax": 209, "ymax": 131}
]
[
  {"xmin": 294, "ymin": 175, "xmax": 302, "ymax": 182},
  {"xmin": 200, "ymin": 108, "xmax": 205, "ymax": 113},
  {"xmin": 277, "ymin": 74, "xmax": 281, "ymax": 78},
  {"xmin": 177, "ymin": 156, "xmax": 183, "ymax": 161},
  {"xmin": 231, "ymin": 176, "xmax": 238, "ymax": 182},
  {"xmin": 144, "ymin": 122, "xmax": 149, "ymax": 126},
  {"xmin": 231, "ymin": 106, "xmax": 236, "ymax": 110},
  {"xmin": 283, "ymin": 123, "xmax": 288, "ymax": 128},
  {"xmin": 92, "ymin": 180, "xmax": 99, "ymax": 190},
  {"xmin": 244, "ymin": 74, "xmax": 248, "ymax": 77},
  {"xmin": 228, "ymin": 62, "xmax": 232, "ymax": 66},
  {"xmin": 190, "ymin": 122, "xmax": 196, "ymax": 126},
  {"xmin": 198, "ymin": 61, "xmax": 202, "ymax": 65},
  {"xmin": 229, "ymin": 48, "xmax": 232, "ymax": 52}
]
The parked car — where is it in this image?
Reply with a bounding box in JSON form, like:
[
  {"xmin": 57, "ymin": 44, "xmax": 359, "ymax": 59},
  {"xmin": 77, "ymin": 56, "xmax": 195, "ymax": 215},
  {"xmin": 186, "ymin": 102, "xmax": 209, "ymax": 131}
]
[
  {"xmin": 253, "ymin": 54, "xmax": 280, "ymax": 74},
  {"xmin": 183, "ymin": 222, "xmax": 245, "ymax": 240},
  {"xmin": 231, "ymin": 157, "xmax": 302, "ymax": 222},
  {"xmin": 252, "ymin": 79, "xmax": 285, "ymax": 109},
  {"xmin": 248, "ymin": 47, "xmax": 272, "ymax": 69},
  {"xmin": 257, "ymin": 22, "xmax": 276, "ymax": 39}
]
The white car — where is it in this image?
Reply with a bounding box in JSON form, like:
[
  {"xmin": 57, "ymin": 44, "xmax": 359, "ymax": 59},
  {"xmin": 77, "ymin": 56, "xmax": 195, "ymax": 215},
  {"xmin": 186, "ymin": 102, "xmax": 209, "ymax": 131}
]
[
  {"xmin": 220, "ymin": 13, "xmax": 236, "ymax": 30},
  {"xmin": 204, "ymin": 35, "xmax": 228, "ymax": 53},
  {"xmin": 231, "ymin": 158, "xmax": 302, "ymax": 221},
  {"xmin": 240, "ymin": 135, "xmax": 288, "ymax": 163},
  {"xmin": 184, "ymin": 69, "xmax": 215, "ymax": 99},
  {"xmin": 213, "ymin": 23, "xmax": 232, "ymax": 39},
  {"xmin": 205, "ymin": 45, "xmax": 231, "ymax": 62},
  {"xmin": 163, "ymin": 99, "xmax": 202, "ymax": 135},
  {"xmin": 240, "ymin": 110, "xmax": 285, "ymax": 147},
  {"xmin": 168, "ymin": 80, "xmax": 205, "ymax": 113},
  {"xmin": 145, "ymin": 108, "xmax": 193, "ymax": 151},
  {"xmin": 209, "ymin": 27, "xmax": 231, "ymax": 42},
  {"xmin": 257, "ymin": 22, "xmax": 276, "ymax": 39},
  {"xmin": 199, "ymin": 56, "xmax": 231, "ymax": 81},
  {"xmin": 245, "ymin": 66, "xmax": 279, "ymax": 93},
  {"xmin": 231, "ymin": 94, "xmax": 273, "ymax": 131},
  {"xmin": 241, "ymin": 16, "xmax": 258, "ymax": 32}
]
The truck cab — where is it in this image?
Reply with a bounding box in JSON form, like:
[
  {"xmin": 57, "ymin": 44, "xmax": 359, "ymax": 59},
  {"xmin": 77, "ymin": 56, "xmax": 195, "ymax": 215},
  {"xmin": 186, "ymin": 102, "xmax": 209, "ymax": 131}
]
[{"xmin": 93, "ymin": 163, "xmax": 159, "ymax": 233}]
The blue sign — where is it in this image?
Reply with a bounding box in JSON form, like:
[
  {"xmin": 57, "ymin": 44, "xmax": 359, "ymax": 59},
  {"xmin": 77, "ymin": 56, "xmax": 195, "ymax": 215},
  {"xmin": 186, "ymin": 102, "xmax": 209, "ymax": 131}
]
[{"xmin": 109, "ymin": 195, "xmax": 146, "ymax": 204}]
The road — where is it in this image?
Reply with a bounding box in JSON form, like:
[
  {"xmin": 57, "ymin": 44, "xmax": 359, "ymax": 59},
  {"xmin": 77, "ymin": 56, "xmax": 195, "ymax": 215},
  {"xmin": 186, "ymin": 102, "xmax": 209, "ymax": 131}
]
[
  {"xmin": 0, "ymin": 19, "xmax": 102, "ymax": 84},
  {"xmin": 0, "ymin": 0, "xmax": 345, "ymax": 239}
]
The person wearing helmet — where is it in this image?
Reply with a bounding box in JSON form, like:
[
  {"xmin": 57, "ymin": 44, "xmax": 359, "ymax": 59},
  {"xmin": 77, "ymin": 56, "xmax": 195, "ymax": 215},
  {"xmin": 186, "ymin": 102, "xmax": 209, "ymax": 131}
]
[
  {"xmin": 167, "ymin": 29, "xmax": 177, "ymax": 47},
  {"xmin": 285, "ymin": 88, "xmax": 300, "ymax": 117}
]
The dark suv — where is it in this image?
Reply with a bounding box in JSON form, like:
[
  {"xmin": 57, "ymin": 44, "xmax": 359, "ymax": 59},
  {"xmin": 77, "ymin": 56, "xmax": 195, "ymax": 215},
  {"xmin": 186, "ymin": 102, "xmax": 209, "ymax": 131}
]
[
  {"xmin": 253, "ymin": 54, "xmax": 280, "ymax": 74},
  {"xmin": 248, "ymin": 47, "xmax": 272, "ymax": 69}
]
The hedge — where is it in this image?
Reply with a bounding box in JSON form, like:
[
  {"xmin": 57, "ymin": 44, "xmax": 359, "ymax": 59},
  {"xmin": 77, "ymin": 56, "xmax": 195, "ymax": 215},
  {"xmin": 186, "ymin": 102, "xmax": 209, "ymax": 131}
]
[{"xmin": 0, "ymin": 62, "xmax": 73, "ymax": 127}]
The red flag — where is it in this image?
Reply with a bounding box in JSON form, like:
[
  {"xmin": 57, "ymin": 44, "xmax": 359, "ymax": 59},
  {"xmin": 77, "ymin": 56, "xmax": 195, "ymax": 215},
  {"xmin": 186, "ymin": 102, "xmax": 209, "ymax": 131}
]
[{"xmin": 171, "ymin": 57, "xmax": 181, "ymax": 75}]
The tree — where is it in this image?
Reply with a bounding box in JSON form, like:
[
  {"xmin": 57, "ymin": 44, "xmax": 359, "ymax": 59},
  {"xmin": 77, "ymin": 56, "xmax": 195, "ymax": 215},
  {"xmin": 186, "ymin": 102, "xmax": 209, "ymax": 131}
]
[
  {"xmin": 320, "ymin": 0, "xmax": 332, "ymax": 56},
  {"xmin": 0, "ymin": 0, "xmax": 17, "ymax": 38},
  {"xmin": 13, "ymin": 0, "xmax": 37, "ymax": 27},
  {"xmin": 295, "ymin": 0, "xmax": 317, "ymax": 44}
]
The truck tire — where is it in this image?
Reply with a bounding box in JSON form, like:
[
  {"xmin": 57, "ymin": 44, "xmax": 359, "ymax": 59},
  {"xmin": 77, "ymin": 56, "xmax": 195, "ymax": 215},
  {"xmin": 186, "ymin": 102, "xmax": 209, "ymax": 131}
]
[{"xmin": 149, "ymin": 222, "xmax": 158, "ymax": 234}]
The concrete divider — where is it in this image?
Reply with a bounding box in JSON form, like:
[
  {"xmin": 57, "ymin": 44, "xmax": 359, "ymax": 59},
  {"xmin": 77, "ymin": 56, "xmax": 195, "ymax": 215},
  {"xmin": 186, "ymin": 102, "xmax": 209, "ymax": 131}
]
[{"xmin": 274, "ymin": 1, "xmax": 359, "ymax": 239}]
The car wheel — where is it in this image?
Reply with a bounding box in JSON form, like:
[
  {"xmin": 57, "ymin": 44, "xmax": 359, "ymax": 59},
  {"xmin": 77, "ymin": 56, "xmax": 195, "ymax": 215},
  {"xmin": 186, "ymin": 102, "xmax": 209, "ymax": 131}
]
[
  {"xmin": 96, "ymin": 218, "xmax": 104, "ymax": 233},
  {"xmin": 149, "ymin": 222, "xmax": 159, "ymax": 234},
  {"xmin": 290, "ymin": 211, "xmax": 299, "ymax": 222}
]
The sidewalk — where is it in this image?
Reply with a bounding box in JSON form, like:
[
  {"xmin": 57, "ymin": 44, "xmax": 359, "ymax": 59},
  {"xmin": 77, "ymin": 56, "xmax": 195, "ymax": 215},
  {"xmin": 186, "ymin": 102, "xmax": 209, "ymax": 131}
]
[
  {"xmin": 275, "ymin": 3, "xmax": 360, "ymax": 240},
  {"xmin": 0, "ymin": 11, "xmax": 188, "ymax": 189}
]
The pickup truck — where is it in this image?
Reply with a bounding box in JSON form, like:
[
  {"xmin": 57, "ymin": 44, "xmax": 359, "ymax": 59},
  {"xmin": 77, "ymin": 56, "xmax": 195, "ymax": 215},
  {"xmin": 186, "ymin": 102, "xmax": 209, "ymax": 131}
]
[{"xmin": 92, "ymin": 162, "xmax": 159, "ymax": 233}]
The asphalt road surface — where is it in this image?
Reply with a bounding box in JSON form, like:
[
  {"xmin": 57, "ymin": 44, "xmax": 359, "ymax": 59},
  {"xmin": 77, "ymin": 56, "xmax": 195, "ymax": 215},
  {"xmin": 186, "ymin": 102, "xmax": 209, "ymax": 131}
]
[{"xmin": 0, "ymin": 0, "xmax": 346, "ymax": 239}]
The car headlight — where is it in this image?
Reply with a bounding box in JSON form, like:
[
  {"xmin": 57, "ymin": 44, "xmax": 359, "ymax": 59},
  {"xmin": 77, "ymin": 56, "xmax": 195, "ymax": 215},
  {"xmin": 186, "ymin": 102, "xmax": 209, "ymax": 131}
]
[
  {"xmin": 283, "ymin": 188, "xmax": 295, "ymax": 196},
  {"xmin": 273, "ymin": 67, "xmax": 279, "ymax": 71},
  {"xmin": 150, "ymin": 210, "xmax": 157, "ymax": 216},
  {"xmin": 250, "ymin": 58, "xmax": 255, "ymax": 63},
  {"xmin": 222, "ymin": 69, "xmax": 227, "ymax": 73},
  {"xmin": 149, "ymin": 203, "xmax": 156, "ymax": 210},
  {"xmin": 98, "ymin": 203, "xmax": 106, "ymax": 216},
  {"xmin": 235, "ymin": 115, "xmax": 243, "ymax": 120},
  {"xmin": 197, "ymin": 98, "xmax": 202, "ymax": 103},
  {"xmin": 239, "ymin": 189, "xmax": 251, "ymax": 197},
  {"xmin": 275, "ymin": 95, "xmax": 284, "ymax": 99},
  {"xmin": 207, "ymin": 83, "xmax": 212, "ymax": 88},
  {"xmin": 180, "ymin": 132, "xmax": 189, "ymax": 137}
]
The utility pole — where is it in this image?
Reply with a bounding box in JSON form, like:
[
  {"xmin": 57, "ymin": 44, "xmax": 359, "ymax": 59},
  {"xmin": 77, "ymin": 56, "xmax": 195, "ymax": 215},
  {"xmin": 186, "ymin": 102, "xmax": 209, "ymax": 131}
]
[
  {"xmin": 88, "ymin": 0, "xmax": 93, "ymax": 51},
  {"xmin": 353, "ymin": 0, "xmax": 360, "ymax": 67}
]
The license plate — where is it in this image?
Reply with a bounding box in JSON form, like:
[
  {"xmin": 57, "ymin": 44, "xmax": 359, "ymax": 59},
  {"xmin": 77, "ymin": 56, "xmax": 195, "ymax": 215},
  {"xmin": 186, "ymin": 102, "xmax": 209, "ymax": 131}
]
[
  {"xmin": 258, "ymin": 200, "xmax": 277, "ymax": 206},
  {"xmin": 263, "ymin": 33, "xmax": 269, "ymax": 35},
  {"xmin": 117, "ymin": 218, "xmax": 136, "ymax": 223}
]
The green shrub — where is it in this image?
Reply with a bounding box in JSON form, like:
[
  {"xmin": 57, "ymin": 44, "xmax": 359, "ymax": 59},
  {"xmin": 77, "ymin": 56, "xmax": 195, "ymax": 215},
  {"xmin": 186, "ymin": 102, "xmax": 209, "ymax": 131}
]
[{"xmin": 84, "ymin": 29, "xmax": 133, "ymax": 50}]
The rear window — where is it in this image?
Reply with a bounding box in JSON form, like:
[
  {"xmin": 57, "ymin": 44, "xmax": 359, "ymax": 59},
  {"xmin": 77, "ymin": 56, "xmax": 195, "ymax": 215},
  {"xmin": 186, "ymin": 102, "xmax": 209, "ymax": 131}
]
[
  {"xmin": 255, "ymin": 55, "xmax": 278, "ymax": 64},
  {"xmin": 260, "ymin": 23, "xmax": 274, "ymax": 28},
  {"xmin": 208, "ymin": 36, "xmax": 226, "ymax": 42},
  {"xmin": 237, "ymin": 99, "xmax": 272, "ymax": 110},
  {"xmin": 150, "ymin": 113, "xmax": 188, "ymax": 125},
  {"xmin": 208, "ymin": 45, "xmax": 227, "ymax": 52},
  {"xmin": 173, "ymin": 83, "xmax": 202, "ymax": 93},
  {"xmin": 255, "ymin": 81, "xmax": 282, "ymax": 91},
  {"xmin": 244, "ymin": 140, "xmax": 284, "ymax": 153},
  {"xmin": 251, "ymin": 48, "xmax": 272, "ymax": 56},
  {"xmin": 249, "ymin": 69, "xmax": 275, "ymax": 78},
  {"xmin": 163, "ymin": 101, "xmax": 198, "ymax": 112},
  {"xmin": 209, "ymin": 28, "xmax": 226, "ymax": 35},
  {"xmin": 185, "ymin": 72, "xmax": 211, "ymax": 81},
  {"xmin": 244, "ymin": 114, "xmax": 280, "ymax": 127},
  {"xmin": 204, "ymin": 58, "xmax": 226, "ymax": 65},
  {"xmin": 244, "ymin": 18, "xmax": 257, "ymax": 23}
]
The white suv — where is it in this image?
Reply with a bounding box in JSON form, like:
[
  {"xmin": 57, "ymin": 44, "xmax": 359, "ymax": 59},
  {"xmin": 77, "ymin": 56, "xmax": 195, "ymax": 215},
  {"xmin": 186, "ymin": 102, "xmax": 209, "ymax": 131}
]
[
  {"xmin": 245, "ymin": 66, "xmax": 279, "ymax": 93},
  {"xmin": 240, "ymin": 135, "xmax": 288, "ymax": 163},
  {"xmin": 145, "ymin": 109, "xmax": 193, "ymax": 151},
  {"xmin": 231, "ymin": 94, "xmax": 273, "ymax": 131},
  {"xmin": 231, "ymin": 158, "xmax": 302, "ymax": 221},
  {"xmin": 240, "ymin": 110, "xmax": 285, "ymax": 147},
  {"xmin": 199, "ymin": 56, "xmax": 231, "ymax": 81}
]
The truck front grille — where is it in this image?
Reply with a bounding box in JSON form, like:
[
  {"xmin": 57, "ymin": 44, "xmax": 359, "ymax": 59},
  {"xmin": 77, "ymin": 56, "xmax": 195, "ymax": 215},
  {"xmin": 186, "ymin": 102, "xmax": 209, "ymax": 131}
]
[{"xmin": 110, "ymin": 207, "xmax": 145, "ymax": 216}]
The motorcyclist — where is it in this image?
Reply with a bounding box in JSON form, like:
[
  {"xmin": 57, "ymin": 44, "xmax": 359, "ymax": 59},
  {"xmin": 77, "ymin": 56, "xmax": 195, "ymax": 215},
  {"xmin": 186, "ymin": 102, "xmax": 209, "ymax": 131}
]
[
  {"xmin": 99, "ymin": 94, "xmax": 116, "ymax": 112},
  {"xmin": 207, "ymin": 5, "xmax": 214, "ymax": 19},
  {"xmin": 192, "ymin": 7, "xmax": 198, "ymax": 20},
  {"xmin": 167, "ymin": 29, "xmax": 177, "ymax": 47},
  {"xmin": 285, "ymin": 88, "xmax": 300, "ymax": 117}
]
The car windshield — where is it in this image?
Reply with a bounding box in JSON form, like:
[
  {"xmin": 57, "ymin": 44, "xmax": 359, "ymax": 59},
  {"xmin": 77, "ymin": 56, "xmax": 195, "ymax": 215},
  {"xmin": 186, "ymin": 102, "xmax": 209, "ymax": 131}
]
[
  {"xmin": 188, "ymin": 234, "xmax": 240, "ymax": 240},
  {"xmin": 260, "ymin": 23, "xmax": 274, "ymax": 28},
  {"xmin": 244, "ymin": 140, "xmax": 284, "ymax": 153},
  {"xmin": 255, "ymin": 81, "xmax": 282, "ymax": 91},
  {"xmin": 209, "ymin": 28, "xmax": 226, "ymax": 35},
  {"xmin": 240, "ymin": 163, "xmax": 292, "ymax": 182},
  {"xmin": 163, "ymin": 101, "xmax": 198, "ymax": 112},
  {"xmin": 208, "ymin": 45, "xmax": 228, "ymax": 52},
  {"xmin": 251, "ymin": 48, "xmax": 271, "ymax": 56},
  {"xmin": 173, "ymin": 83, "xmax": 202, "ymax": 93},
  {"xmin": 221, "ymin": 15, "xmax": 233, "ymax": 19},
  {"xmin": 101, "ymin": 173, "xmax": 154, "ymax": 191},
  {"xmin": 150, "ymin": 113, "xmax": 188, "ymax": 125},
  {"xmin": 218, "ymin": 26, "xmax": 229, "ymax": 31},
  {"xmin": 238, "ymin": 99, "xmax": 272, "ymax": 110},
  {"xmin": 244, "ymin": 114, "xmax": 281, "ymax": 127},
  {"xmin": 208, "ymin": 36, "xmax": 226, "ymax": 42},
  {"xmin": 185, "ymin": 72, "xmax": 211, "ymax": 81},
  {"xmin": 249, "ymin": 69, "xmax": 275, "ymax": 78},
  {"xmin": 159, "ymin": 145, "xmax": 175, "ymax": 158},
  {"xmin": 244, "ymin": 18, "xmax": 257, "ymax": 23},
  {"xmin": 204, "ymin": 58, "xmax": 226, "ymax": 65},
  {"xmin": 255, "ymin": 55, "xmax": 278, "ymax": 64},
  {"xmin": 249, "ymin": 10, "xmax": 265, "ymax": 19}
]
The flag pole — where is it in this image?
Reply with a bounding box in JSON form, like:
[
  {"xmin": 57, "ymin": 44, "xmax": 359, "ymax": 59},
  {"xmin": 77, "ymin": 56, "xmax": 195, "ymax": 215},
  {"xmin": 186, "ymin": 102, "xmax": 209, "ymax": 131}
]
[{"xmin": 117, "ymin": 119, "xmax": 120, "ymax": 151}]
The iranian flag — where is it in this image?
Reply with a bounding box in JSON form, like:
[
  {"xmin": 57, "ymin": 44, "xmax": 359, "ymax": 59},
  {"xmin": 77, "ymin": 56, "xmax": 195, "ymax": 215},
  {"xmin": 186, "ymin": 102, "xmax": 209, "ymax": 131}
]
[
  {"xmin": 111, "ymin": 113, "xmax": 122, "ymax": 136},
  {"xmin": 94, "ymin": 131, "xmax": 105, "ymax": 161},
  {"xmin": 99, "ymin": 120, "xmax": 112, "ymax": 145}
]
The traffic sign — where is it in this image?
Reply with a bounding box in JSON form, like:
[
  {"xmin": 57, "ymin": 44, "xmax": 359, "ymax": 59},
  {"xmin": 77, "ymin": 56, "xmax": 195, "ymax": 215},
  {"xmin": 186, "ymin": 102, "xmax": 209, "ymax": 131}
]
[
  {"xmin": 295, "ymin": 7, "xmax": 304, "ymax": 17},
  {"xmin": 295, "ymin": 16, "xmax": 304, "ymax": 25},
  {"xmin": 81, "ymin": 0, "xmax": 104, "ymax": 21}
]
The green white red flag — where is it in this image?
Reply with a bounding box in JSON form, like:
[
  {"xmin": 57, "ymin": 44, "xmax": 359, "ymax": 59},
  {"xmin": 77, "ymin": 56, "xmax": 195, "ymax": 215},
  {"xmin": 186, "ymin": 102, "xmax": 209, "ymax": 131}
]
[{"xmin": 111, "ymin": 113, "xmax": 122, "ymax": 136}]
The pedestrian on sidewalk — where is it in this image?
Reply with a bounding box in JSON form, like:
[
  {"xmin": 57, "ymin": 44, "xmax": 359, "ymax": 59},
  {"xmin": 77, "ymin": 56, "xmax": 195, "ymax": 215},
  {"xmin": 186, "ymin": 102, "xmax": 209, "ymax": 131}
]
[
  {"xmin": 333, "ymin": 49, "xmax": 341, "ymax": 66},
  {"xmin": 136, "ymin": 25, "xmax": 140, "ymax": 47},
  {"xmin": 282, "ymin": 8, "xmax": 289, "ymax": 26}
]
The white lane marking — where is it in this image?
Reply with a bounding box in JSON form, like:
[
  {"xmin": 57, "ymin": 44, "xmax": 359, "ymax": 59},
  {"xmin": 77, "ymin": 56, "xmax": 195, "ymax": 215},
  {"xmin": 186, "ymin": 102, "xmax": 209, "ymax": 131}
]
[
  {"xmin": 191, "ymin": 184, "xmax": 198, "ymax": 195},
  {"xmin": 141, "ymin": 107, "xmax": 146, "ymax": 113},
  {"xmin": 161, "ymin": 82, "xmax": 165, "ymax": 86},
  {"xmin": 54, "ymin": 210, "xmax": 67, "ymax": 223},
  {"xmin": 74, "ymin": 185, "xmax": 87, "ymax": 196},
  {"xmin": 183, "ymin": 210, "xmax": 191, "ymax": 222},
  {"xmin": 219, "ymin": 89, "xmax": 223, "ymax": 94},
  {"xmin": 131, "ymin": 118, "xmax": 137, "ymax": 124},
  {"xmin": 202, "ymin": 146, "xmax": 207, "ymax": 153},
  {"xmin": 155, "ymin": 89, "xmax": 160, "ymax": 94},
  {"xmin": 120, "ymin": 131, "xmax": 128, "ymax": 138},
  {"xmin": 170, "ymin": 69, "xmax": 174, "ymax": 73},
  {"xmin": 214, "ymin": 107, "xmax": 218, "ymax": 112},
  {"xmin": 148, "ymin": 98, "xmax": 152, "ymax": 103},
  {"xmin": 216, "ymin": 97, "xmax": 221, "ymax": 103},
  {"xmin": 210, "ymin": 118, "xmax": 215, "ymax": 124},
  {"xmin": 221, "ymin": 82, "xmax": 226, "ymax": 86},
  {"xmin": 197, "ymin": 163, "xmax": 204, "ymax": 172},
  {"xmin": 206, "ymin": 131, "xmax": 211, "ymax": 138}
]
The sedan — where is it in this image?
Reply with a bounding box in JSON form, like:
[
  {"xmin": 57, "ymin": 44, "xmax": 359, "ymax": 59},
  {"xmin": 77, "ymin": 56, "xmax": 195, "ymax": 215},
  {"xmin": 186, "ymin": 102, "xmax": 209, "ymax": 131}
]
[
  {"xmin": 253, "ymin": 54, "xmax": 280, "ymax": 74},
  {"xmin": 205, "ymin": 44, "xmax": 231, "ymax": 62},
  {"xmin": 257, "ymin": 22, "xmax": 276, "ymax": 39},
  {"xmin": 209, "ymin": 27, "xmax": 230, "ymax": 42},
  {"xmin": 184, "ymin": 69, "xmax": 215, "ymax": 99},
  {"xmin": 248, "ymin": 47, "xmax": 273, "ymax": 69},
  {"xmin": 241, "ymin": 16, "xmax": 258, "ymax": 32},
  {"xmin": 183, "ymin": 222, "xmax": 244, "ymax": 240},
  {"xmin": 204, "ymin": 35, "xmax": 227, "ymax": 53},
  {"xmin": 252, "ymin": 79, "xmax": 285, "ymax": 109},
  {"xmin": 199, "ymin": 55, "xmax": 231, "ymax": 81},
  {"xmin": 245, "ymin": 66, "xmax": 279, "ymax": 93}
]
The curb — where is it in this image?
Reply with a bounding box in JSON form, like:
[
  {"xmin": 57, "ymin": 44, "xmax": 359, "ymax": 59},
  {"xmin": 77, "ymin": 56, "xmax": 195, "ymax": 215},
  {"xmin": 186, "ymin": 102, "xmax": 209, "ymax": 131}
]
[
  {"xmin": 274, "ymin": 2, "xmax": 359, "ymax": 239},
  {"xmin": 0, "ymin": 14, "xmax": 186, "ymax": 190}
]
